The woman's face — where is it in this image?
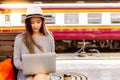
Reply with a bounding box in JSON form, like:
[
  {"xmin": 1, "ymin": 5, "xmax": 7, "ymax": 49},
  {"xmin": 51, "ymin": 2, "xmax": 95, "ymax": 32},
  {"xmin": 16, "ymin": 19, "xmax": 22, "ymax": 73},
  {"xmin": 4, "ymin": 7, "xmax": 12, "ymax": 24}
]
[{"xmin": 30, "ymin": 17, "xmax": 42, "ymax": 33}]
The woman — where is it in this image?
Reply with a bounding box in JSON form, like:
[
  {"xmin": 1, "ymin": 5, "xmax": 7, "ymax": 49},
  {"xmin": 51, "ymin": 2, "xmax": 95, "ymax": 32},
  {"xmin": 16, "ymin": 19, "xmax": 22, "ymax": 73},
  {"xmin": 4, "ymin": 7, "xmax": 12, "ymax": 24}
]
[{"xmin": 13, "ymin": 6, "xmax": 55, "ymax": 80}]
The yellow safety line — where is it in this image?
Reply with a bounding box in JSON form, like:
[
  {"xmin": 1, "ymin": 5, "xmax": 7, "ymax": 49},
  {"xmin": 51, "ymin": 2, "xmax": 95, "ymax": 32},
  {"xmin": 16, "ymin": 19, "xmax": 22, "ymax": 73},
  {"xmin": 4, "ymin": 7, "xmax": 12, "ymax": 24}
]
[{"xmin": 1, "ymin": 25, "xmax": 120, "ymax": 30}]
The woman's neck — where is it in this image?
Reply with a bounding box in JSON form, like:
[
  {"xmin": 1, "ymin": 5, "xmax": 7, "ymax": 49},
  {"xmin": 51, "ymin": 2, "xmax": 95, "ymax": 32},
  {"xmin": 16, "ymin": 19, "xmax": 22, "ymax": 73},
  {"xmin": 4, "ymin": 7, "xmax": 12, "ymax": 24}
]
[{"xmin": 32, "ymin": 32, "xmax": 43, "ymax": 37}]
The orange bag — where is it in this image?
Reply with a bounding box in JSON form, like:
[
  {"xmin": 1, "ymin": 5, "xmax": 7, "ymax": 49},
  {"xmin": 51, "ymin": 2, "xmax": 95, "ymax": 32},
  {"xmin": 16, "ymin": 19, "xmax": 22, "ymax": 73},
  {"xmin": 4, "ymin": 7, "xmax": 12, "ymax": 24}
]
[{"xmin": 0, "ymin": 58, "xmax": 15, "ymax": 80}]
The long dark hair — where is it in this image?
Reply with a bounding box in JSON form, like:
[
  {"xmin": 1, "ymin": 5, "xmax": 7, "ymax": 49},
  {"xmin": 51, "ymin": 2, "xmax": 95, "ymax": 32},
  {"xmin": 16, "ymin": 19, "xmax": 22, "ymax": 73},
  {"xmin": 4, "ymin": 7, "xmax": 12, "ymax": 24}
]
[{"xmin": 23, "ymin": 17, "xmax": 49, "ymax": 54}]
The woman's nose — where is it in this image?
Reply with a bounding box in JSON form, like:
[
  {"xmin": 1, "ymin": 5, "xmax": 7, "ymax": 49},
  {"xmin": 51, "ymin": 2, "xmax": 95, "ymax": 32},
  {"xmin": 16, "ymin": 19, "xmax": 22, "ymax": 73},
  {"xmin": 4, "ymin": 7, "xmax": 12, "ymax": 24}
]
[{"xmin": 34, "ymin": 22, "xmax": 38, "ymax": 27}]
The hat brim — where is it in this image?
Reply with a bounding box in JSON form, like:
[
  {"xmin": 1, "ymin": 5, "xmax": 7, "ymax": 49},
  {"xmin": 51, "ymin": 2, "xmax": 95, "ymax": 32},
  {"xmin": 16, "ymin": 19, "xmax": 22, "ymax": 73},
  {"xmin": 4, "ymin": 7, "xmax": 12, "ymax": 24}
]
[
  {"xmin": 26, "ymin": 15, "xmax": 44, "ymax": 19},
  {"xmin": 22, "ymin": 14, "xmax": 45, "ymax": 23}
]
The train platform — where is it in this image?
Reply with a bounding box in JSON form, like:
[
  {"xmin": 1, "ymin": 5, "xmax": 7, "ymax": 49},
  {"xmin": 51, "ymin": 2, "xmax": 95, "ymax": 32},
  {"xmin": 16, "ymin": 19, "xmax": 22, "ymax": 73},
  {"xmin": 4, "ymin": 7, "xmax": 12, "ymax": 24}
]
[
  {"xmin": 55, "ymin": 53, "xmax": 120, "ymax": 80},
  {"xmin": 56, "ymin": 53, "xmax": 120, "ymax": 60}
]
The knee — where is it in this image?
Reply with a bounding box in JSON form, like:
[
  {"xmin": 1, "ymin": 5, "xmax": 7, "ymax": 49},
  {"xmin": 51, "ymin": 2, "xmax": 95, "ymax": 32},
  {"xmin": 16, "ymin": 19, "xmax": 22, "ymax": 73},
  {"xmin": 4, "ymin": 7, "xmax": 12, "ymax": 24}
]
[
  {"xmin": 34, "ymin": 74, "xmax": 45, "ymax": 80},
  {"xmin": 34, "ymin": 73, "xmax": 50, "ymax": 80},
  {"xmin": 26, "ymin": 76, "xmax": 34, "ymax": 80}
]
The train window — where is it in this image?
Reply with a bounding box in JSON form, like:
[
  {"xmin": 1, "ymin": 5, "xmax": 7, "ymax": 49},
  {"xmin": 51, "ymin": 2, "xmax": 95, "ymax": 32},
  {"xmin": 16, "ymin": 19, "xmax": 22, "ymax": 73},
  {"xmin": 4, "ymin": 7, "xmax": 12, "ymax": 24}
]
[
  {"xmin": 5, "ymin": 15, "xmax": 10, "ymax": 21},
  {"xmin": 21, "ymin": 14, "xmax": 26, "ymax": 23},
  {"xmin": 64, "ymin": 13, "xmax": 79, "ymax": 24},
  {"xmin": 5, "ymin": 14, "xmax": 10, "ymax": 25},
  {"xmin": 88, "ymin": 13, "xmax": 101, "ymax": 24},
  {"xmin": 43, "ymin": 13, "xmax": 55, "ymax": 24},
  {"xmin": 111, "ymin": 13, "xmax": 120, "ymax": 24}
]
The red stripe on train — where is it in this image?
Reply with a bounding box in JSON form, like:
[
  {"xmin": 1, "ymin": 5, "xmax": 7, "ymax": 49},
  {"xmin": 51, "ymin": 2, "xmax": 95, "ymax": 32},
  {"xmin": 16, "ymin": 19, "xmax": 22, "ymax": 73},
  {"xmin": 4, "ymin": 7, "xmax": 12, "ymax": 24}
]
[{"xmin": 1, "ymin": 29, "xmax": 120, "ymax": 40}]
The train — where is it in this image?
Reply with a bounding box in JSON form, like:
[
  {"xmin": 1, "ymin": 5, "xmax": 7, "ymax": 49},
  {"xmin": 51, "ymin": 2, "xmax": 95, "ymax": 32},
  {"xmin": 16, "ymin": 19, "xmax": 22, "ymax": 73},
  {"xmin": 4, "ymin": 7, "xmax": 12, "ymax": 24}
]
[{"xmin": 1, "ymin": 3, "xmax": 120, "ymax": 53}]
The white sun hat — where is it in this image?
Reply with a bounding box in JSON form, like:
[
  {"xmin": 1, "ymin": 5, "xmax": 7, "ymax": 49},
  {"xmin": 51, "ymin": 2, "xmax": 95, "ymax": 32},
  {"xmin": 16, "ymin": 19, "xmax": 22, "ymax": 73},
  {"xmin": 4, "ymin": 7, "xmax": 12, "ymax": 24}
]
[{"xmin": 25, "ymin": 5, "xmax": 44, "ymax": 20}]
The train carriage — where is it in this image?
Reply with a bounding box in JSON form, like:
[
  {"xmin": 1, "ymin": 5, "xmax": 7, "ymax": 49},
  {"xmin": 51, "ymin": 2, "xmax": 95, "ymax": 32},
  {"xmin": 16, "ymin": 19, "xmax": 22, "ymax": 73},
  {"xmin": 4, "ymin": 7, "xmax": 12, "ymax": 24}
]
[{"xmin": 1, "ymin": 3, "xmax": 120, "ymax": 52}]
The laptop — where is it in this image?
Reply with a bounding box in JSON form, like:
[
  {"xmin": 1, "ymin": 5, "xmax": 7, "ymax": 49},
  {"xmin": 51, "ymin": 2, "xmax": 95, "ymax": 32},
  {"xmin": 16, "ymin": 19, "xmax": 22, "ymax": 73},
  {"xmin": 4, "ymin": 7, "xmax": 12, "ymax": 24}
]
[{"xmin": 22, "ymin": 53, "xmax": 56, "ymax": 75}]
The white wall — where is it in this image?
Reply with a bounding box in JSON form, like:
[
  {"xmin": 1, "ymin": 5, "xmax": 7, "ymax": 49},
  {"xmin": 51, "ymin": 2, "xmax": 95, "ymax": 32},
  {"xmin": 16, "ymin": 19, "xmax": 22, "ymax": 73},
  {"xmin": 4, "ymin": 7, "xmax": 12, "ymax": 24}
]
[
  {"xmin": 55, "ymin": 13, "xmax": 64, "ymax": 25},
  {"xmin": 0, "ymin": 14, "xmax": 2, "ymax": 26},
  {"xmin": 79, "ymin": 13, "xmax": 88, "ymax": 25},
  {"xmin": 10, "ymin": 13, "xmax": 24, "ymax": 26}
]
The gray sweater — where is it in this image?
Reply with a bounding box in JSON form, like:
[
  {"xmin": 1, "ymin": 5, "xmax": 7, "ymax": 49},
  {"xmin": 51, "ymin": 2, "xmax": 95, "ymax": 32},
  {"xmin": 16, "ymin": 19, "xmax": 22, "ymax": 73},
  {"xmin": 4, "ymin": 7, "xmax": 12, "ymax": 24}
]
[{"xmin": 13, "ymin": 33, "xmax": 55, "ymax": 80}]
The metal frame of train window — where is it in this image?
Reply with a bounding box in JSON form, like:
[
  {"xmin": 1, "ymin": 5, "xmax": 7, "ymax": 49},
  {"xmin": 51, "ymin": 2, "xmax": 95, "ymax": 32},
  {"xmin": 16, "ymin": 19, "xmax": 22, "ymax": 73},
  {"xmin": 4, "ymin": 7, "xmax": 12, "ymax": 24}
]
[
  {"xmin": 88, "ymin": 13, "xmax": 101, "ymax": 24},
  {"xmin": 111, "ymin": 13, "xmax": 120, "ymax": 24},
  {"xmin": 43, "ymin": 13, "xmax": 55, "ymax": 24},
  {"xmin": 64, "ymin": 13, "xmax": 79, "ymax": 24}
]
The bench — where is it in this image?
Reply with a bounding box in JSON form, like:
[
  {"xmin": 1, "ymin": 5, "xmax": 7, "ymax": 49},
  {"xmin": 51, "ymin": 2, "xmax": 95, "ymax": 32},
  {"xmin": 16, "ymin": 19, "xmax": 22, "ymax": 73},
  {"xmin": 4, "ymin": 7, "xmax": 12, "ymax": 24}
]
[
  {"xmin": 0, "ymin": 32, "xmax": 19, "ymax": 61},
  {"xmin": 0, "ymin": 32, "xmax": 20, "ymax": 80}
]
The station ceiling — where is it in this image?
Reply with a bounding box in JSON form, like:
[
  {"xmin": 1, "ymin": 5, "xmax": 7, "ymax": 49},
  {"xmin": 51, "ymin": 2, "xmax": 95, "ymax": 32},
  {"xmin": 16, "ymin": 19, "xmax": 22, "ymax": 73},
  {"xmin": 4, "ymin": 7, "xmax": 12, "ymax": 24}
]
[{"xmin": 1, "ymin": 0, "xmax": 120, "ymax": 4}]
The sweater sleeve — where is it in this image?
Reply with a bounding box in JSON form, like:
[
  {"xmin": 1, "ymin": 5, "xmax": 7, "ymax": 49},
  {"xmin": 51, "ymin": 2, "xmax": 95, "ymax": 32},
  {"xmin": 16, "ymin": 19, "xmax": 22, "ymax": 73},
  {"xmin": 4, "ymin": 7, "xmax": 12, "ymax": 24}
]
[{"xmin": 13, "ymin": 34, "xmax": 23, "ymax": 70}]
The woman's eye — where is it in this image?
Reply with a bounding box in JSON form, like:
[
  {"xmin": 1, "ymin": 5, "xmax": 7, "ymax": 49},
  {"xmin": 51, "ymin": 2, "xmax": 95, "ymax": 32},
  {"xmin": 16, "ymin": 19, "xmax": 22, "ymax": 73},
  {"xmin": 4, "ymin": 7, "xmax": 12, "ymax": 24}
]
[
  {"xmin": 37, "ymin": 21, "xmax": 41, "ymax": 23},
  {"xmin": 31, "ymin": 22, "xmax": 34, "ymax": 24}
]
